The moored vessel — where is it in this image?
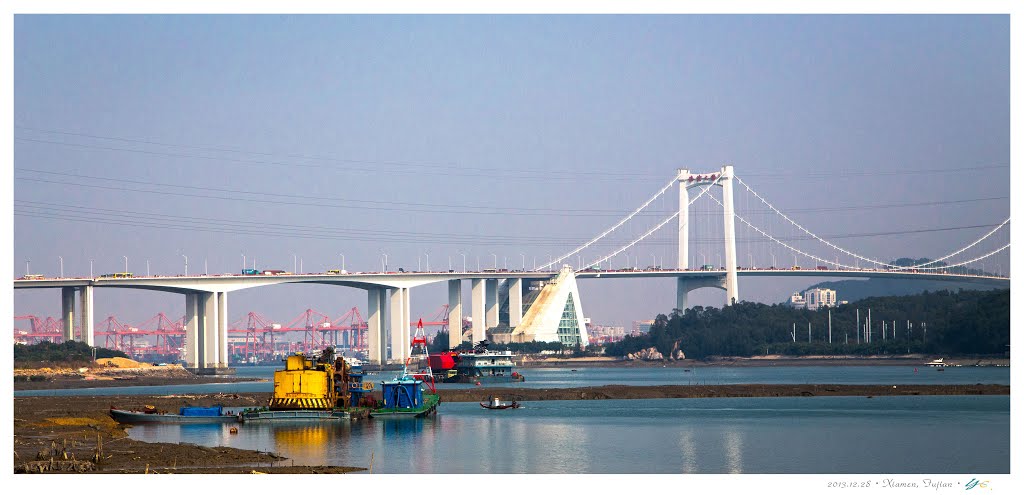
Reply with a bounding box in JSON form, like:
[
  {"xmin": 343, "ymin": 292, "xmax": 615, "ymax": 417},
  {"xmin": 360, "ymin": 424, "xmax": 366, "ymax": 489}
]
[
  {"xmin": 369, "ymin": 319, "xmax": 441, "ymax": 418},
  {"xmin": 429, "ymin": 340, "xmax": 525, "ymax": 383},
  {"xmin": 109, "ymin": 405, "xmax": 240, "ymax": 424}
]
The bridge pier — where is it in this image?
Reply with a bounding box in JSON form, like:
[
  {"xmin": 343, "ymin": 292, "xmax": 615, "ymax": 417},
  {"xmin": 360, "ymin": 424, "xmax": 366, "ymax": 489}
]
[
  {"xmin": 184, "ymin": 293, "xmax": 200, "ymax": 367},
  {"xmin": 485, "ymin": 278, "xmax": 499, "ymax": 329},
  {"xmin": 471, "ymin": 278, "xmax": 486, "ymax": 343},
  {"xmin": 676, "ymin": 276, "xmax": 728, "ymax": 311},
  {"xmin": 366, "ymin": 288, "xmax": 387, "ymax": 365},
  {"xmin": 183, "ymin": 291, "xmax": 231, "ymax": 371},
  {"xmin": 389, "ymin": 287, "xmax": 410, "ymax": 363},
  {"xmin": 61, "ymin": 287, "xmax": 76, "ymax": 342},
  {"xmin": 448, "ymin": 279, "xmax": 462, "ymax": 349},
  {"xmin": 509, "ymin": 278, "xmax": 523, "ymax": 327},
  {"xmin": 60, "ymin": 286, "xmax": 95, "ymax": 345},
  {"xmin": 79, "ymin": 286, "xmax": 94, "ymax": 346}
]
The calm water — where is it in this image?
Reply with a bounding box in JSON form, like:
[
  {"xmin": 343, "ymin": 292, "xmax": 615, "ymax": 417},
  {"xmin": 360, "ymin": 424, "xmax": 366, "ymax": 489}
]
[
  {"xmin": 14, "ymin": 364, "xmax": 1010, "ymax": 397},
  {"xmin": 127, "ymin": 395, "xmax": 1009, "ymax": 474}
]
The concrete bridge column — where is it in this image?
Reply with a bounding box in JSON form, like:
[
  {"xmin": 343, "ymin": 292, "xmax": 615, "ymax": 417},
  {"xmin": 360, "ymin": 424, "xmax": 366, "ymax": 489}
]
[
  {"xmin": 485, "ymin": 278, "xmax": 498, "ymax": 328},
  {"xmin": 676, "ymin": 278, "xmax": 690, "ymax": 312},
  {"xmin": 61, "ymin": 287, "xmax": 76, "ymax": 342},
  {"xmin": 390, "ymin": 288, "xmax": 409, "ymax": 363},
  {"xmin": 201, "ymin": 292, "xmax": 219, "ymax": 368},
  {"xmin": 184, "ymin": 293, "xmax": 200, "ymax": 368},
  {"xmin": 471, "ymin": 279, "xmax": 485, "ymax": 343},
  {"xmin": 509, "ymin": 278, "xmax": 523, "ymax": 327},
  {"xmin": 367, "ymin": 288, "xmax": 386, "ymax": 365},
  {"xmin": 218, "ymin": 292, "xmax": 229, "ymax": 367},
  {"xmin": 448, "ymin": 279, "xmax": 462, "ymax": 349},
  {"xmin": 79, "ymin": 286, "xmax": 94, "ymax": 346}
]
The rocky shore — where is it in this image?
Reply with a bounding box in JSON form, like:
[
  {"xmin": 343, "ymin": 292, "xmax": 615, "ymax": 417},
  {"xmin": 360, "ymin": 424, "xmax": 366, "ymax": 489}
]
[{"xmin": 13, "ymin": 383, "xmax": 1007, "ymax": 474}]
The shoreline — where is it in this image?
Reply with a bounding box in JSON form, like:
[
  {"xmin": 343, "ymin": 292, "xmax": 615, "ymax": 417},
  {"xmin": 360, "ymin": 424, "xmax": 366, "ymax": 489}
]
[
  {"xmin": 519, "ymin": 356, "xmax": 1010, "ymax": 368},
  {"xmin": 13, "ymin": 384, "xmax": 1008, "ymax": 474}
]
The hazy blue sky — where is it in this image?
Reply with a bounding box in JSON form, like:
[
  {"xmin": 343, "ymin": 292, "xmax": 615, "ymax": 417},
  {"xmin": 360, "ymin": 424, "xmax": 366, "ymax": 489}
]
[{"xmin": 12, "ymin": 14, "xmax": 1010, "ymax": 333}]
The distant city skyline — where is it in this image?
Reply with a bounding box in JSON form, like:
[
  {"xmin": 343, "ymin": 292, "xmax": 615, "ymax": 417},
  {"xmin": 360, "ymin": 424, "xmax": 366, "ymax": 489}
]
[{"xmin": 12, "ymin": 14, "xmax": 1010, "ymax": 330}]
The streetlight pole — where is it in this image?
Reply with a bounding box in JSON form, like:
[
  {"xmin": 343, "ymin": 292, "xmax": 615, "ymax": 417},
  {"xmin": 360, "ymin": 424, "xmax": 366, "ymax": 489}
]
[
  {"xmin": 651, "ymin": 254, "xmax": 656, "ymax": 268},
  {"xmin": 425, "ymin": 251, "xmax": 430, "ymax": 272},
  {"xmin": 293, "ymin": 254, "xmax": 297, "ymax": 274},
  {"xmin": 460, "ymin": 252, "xmax": 467, "ymax": 272},
  {"xmin": 381, "ymin": 251, "xmax": 388, "ymax": 272},
  {"xmin": 491, "ymin": 253, "xmax": 497, "ymax": 269},
  {"xmin": 748, "ymin": 253, "xmax": 754, "ymax": 269},
  {"xmin": 25, "ymin": 260, "xmax": 30, "ymax": 277},
  {"xmin": 205, "ymin": 258, "xmax": 208, "ymax": 276},
  {"xmin": 182, "ymin": 254, "xmax": 188, "ymax": 276},
  {"xmin": 89, "ymin": 259, "xmax": 94, "ymax": 278},
  {"xmin": 242, "ymin": 253, "xmax": 246, "ymax": 272},
  {"xmin": 123, "ymin": 256, "xmax": 128, "ymax": 274},
  {"xmin": 520, "ymin": 253, "xmax": 525, "ymax": 271},
  {"xmin": 340, "ymin": 253, "xmax": 345, "ymax": 272},
  {"xmin": 58, "ymin": 256, "xmax": 63, "ymax": 278},
  {"xmin": 146, "ymin": 260, "xmax": 150, "ymax": 277}
]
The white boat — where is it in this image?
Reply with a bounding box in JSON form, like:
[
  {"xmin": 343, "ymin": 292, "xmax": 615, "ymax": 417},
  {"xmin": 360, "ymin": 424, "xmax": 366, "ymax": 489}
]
[{"xmin": 926, "ymin": 358, "xmax": 947, "ymax": 367}]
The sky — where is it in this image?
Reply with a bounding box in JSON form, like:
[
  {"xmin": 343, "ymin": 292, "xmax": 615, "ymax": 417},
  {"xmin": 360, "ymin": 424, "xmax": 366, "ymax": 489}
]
[{"xmin": 10, "ymin": 14, "xmax": 1011, "ymax": 334}]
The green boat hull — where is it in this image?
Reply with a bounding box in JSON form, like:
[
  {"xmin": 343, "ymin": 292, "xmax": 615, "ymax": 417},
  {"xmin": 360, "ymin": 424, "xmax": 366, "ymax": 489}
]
[{"xmin": 369, "ymin": 393, "xmax": 440, "ymax": 418}]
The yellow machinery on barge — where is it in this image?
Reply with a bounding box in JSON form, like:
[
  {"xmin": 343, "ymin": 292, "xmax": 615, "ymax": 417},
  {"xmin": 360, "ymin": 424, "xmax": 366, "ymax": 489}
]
[
  {"xmin": 270, "ymin": 352, "xmax": 352, "ymax": 410},
  {"xmin": 241, "ymin": 348, "xmax": 370, "ymax": 422}
]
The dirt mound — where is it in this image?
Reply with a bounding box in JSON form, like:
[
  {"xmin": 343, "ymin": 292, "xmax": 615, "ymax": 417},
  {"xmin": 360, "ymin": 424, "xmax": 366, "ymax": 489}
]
[{"xmin": 96, "ymin": 357, "xmax": 149, "ymax": 369}]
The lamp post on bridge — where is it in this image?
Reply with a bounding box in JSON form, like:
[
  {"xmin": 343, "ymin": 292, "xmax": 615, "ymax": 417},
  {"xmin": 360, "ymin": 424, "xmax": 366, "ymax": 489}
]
[
  {"xmin": 520, "ymin": 253, "xmax": 525, "ymax": 271},
  {"xmin": 460, "ymin": 251, "xmax": 467, "ymax": 272},
  {"xmin": 181, "ymin": 254, "xmax": 188, "ymax": 276},
  {"xmin": 242, "ymin": 253, "xmax": 246, "ymax": 272},
  {"xmin": 146, "ymin": 259, "xmax": 150, "ymax": 277},
  {"xmin": 89, "ymin": 259, "xmax": 94, "ymax": 278},
  {"xmin": 771, "ymin": 252, "xmax": 776, "ymax": 269},
  {"xmin": 748, "ymin": 253, "xmax": 754, "ymax": 269},
  {"xmin": 293, "ymin": 254, "xmax": 298, "ymax": 274},
  {"xmin": 339, "ymin": 253, "xmax": 345, "ymax": 272},
  {"xmin": 58, "ymin": 256, "xmax": 63, "ymax": 278},
  {"xmin": 491, "ymin": 253, "xmax": 497, "ymax": 269},
  {"xmin": 123, "ymin": 256, "xmax": 128, "ymax": 274},
  {"xmin": 651, "ymin": 254, "xmax": 656, "ymax": 269},
  {"xmin": 25, "ymin": 260, "xmax": 30, "ymax": 277},
  {"xmin": 425, "ymin": 251, "xmax": 430, "ymax": 271},
  {"xmin": 381, "ymin": 251, "xmax": 388, "ymax": 272}
]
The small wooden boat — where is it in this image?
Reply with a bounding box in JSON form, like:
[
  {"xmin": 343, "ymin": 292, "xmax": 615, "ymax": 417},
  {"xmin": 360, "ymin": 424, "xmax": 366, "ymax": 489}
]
[
  {"xmin": 109, "ymin": 405, "xmax": 240, "ymax": 424},
  {"xmin": 480, "ymin": 396, "xmax": 520, "ymax": 410}
]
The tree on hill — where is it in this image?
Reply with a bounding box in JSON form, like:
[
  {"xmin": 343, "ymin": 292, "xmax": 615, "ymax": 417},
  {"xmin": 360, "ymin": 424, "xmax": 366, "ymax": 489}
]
[
  {"xmin": 14, "ymin": 340, "xmax": 128, "ymax": 364},
  {"xmin": 606, "ymin": 289, "xmax": 1008, "ymax": 359}
]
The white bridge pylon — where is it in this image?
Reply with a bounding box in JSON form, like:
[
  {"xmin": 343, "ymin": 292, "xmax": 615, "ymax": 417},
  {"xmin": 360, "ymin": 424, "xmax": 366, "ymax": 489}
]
[{"xmin": 677, "ymin": 165, "xmax": 738, "ymax": 310}]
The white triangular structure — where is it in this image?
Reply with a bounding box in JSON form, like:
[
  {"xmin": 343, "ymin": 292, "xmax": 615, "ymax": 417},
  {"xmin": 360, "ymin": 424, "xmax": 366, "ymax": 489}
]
[{"xmin": 511, "ymin": 265, "xmax": 588, "ymax": 348}]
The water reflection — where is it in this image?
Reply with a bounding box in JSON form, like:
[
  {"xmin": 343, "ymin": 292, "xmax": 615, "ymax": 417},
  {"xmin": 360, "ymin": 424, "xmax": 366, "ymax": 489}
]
[
  {"xmin": 723, "ymin": 430, "xmax": 744, "ymax": 474},
  {"xmin": 125, "ymin": 397, "xmax": 1008, "ymax": 474},
  {"xmin": 678, "ymin": 430, "xmax": 697, "ymax": 473}
]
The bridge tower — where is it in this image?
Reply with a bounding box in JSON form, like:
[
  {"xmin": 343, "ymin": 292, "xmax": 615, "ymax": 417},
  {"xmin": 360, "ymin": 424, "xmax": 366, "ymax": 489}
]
[{"xmin": 676, "ymin": 165, "xmax": 739, "ymax": 310}]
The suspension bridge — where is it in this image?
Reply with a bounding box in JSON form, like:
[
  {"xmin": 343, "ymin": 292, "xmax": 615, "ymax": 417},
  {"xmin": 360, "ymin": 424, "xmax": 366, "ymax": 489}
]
[{"xmin": 14, "ymin": 166, "xmax": 1009, "ymax": 369}]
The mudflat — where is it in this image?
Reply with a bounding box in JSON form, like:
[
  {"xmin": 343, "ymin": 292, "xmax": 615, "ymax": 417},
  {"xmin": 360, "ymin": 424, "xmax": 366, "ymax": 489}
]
[{"xmin": 13, "ymin": 383, "xmax": 1007, "ymax": 474}]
